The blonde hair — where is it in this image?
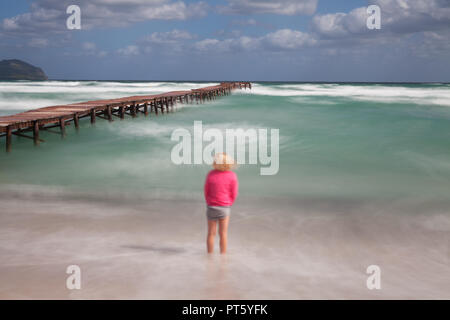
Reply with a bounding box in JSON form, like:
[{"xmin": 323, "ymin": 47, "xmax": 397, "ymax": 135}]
[{"xmin": 213, "ymin": 153, "xmax": 236, "ymax": 171}]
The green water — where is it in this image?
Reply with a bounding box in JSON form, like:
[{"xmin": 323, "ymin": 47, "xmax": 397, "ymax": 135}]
[{"xmin": 1, "ymin": 81, "xmax": 450, "ymax": 202}]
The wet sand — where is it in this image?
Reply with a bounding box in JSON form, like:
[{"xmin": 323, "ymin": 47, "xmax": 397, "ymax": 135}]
[{"xmin": 0, "ymin": 189, "xmax": 449, "ymax": 299}]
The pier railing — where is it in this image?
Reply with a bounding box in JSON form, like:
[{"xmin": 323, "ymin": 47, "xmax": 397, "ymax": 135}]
[{"xmin": 0, "ymin": 81, "xmax": 251, "ymax": 152}]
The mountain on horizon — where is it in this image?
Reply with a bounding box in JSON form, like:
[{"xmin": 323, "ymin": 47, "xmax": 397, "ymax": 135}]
[{"xmin": 0, "ymin": 59, "xmax": 48, "ymax": 81}]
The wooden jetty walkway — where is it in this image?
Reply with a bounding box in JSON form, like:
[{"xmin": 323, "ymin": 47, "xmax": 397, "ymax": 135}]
[{"xmin": 0, "ymin": 81, "xmax": 251, "ymax": 152}]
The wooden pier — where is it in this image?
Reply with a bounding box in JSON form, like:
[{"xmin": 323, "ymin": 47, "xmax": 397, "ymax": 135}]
[{"xmin": 0, "ymin": 81, "xmax": 251, "ymax": 152}]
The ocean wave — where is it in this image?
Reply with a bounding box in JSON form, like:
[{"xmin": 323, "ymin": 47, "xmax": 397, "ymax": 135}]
[
  {"xmin": 0, "ymin": 81, "xmax": 220, "ymax": 111},
  {"xmin": 246, "ymin": 83, "xmax": 450, "ymax": 106},
  {"xmin": 0, "ymin": 98, "xmax": 78, "ymax": 112},
  {"xmin": 0, "ymin": 81, "xmax": 217, "ymax": 93}
]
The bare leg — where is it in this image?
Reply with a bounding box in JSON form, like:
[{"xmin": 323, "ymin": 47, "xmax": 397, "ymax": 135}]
[
  {"xmin": 218, "ymin": 216, "xmax": 230, "ymax": 254},
  {"xmin": 207, "ymin": 219, "xmax": 217, "ymax": 253}
]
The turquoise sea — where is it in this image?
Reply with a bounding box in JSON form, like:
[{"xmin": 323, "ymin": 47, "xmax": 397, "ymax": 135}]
[{"xmin": 1, "ymin": 81, "xmax": 450, "ymax": 201}]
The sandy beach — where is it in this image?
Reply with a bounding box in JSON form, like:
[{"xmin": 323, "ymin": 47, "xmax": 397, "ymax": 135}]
[{"xmin": 1, "ymin": 187, "xmax": 449, "ymax": 300}]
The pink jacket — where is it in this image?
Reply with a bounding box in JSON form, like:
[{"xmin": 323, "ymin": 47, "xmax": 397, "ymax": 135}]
[{"xmin": 204, "ymin": 170, "xmax": 239, "ymax": 207}]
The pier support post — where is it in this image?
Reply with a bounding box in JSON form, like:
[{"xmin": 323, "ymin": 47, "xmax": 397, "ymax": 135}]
[
  {"xmin": 106, "ymin": 105, "xmax": 112, "ymax": 121},
  {"xmin": 59, "ymin": 118, "xmax": 66, "ymax": 137},
  {"xmin": 165, "ymin": 98, "xmax": 169, "ymax": 113},
  {"xmin": 6, "ymin": 126, "xmax": 12, "ymax": 152},
  {"xmin": 154, "ymin": 102, "xmax": 159, "ymax": 115},
  {"xmin": 33, "ymin": 121, "xmax": 40, "ymax": 145},
  {"xmin": 73, "ymin": 114, "xmax": 79, "ymax": 130},
  {"xmin": 131, "ymin": 103, "xmax": 137, "ymax": 117},
  {"xmin": 120, "ymin": 106, "xmax": 125, "ymax": 119},
  {"xmin": 144, "ymin": 103, "xmax": 149, "ymax": 116},
  {"xmin": 91, "ymin": 109, "xmax": 96, "ymax": 124}
]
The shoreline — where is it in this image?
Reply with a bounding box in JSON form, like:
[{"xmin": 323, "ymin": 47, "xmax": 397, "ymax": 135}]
[{"xmin": 0, "ymin": 189, "xmax": 449, "ymax": 299}]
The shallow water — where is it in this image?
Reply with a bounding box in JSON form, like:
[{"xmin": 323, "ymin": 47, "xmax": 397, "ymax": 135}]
[{"xmin": 0, "ymin": 81, "xmax": 449, "ymax": 298}]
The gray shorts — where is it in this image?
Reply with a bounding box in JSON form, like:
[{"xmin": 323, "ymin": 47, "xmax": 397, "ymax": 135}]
[{"xmin": 206, "ymin": 206, "xmax": 231, "ymax": 221}]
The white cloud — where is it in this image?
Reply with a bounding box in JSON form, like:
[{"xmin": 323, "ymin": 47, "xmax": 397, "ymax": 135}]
[
  {"xmin": 82, "ymin": 42, "xmax": 96, "ymax": 51},
  {"xmin": 263, "ymin": 29, "xmax": 316, "ymax": 49},
  {"xmin": 29, "ymin": 37, "xmax": 50, "ymax": 48},
  {"xmin": 194, "ymin": 38, "xmax": 221, "ymax": 51},
  {"xmin": 312, "ymin": 0, "xmax": 450, "ymax": 39},
  {"xmin": 142, "ymin": 30, "xmax": 195, "ymax": 44},
  {"xmin": 135, "ymin": 29, "xmax": 196, "ymax": 55},
  {"xmin": 1, "ymin": 5, "xmax": 62, "ymax": 35},
  {"xmin": 81, "ymin": 41, "xmax": 108, "ymax": 57},
  {"xmin": 307, "ymin": 0, "xmax": 450, "ymax": 59},
  {"xmin": 3, "ymin": 18, "xmax": 20, "ymax": 31},
  {"xmin": 0, "ymin": 0, "xmax": 209, "ymax": 36},
  {"xmin": 312, "ymin": 8, "xmax": 369, "ymax": 39},
  {"xmin": 117, "ymin": 45, "xmax": 140, "ymax": 56},
  {"xmin": 193, "ymin": 29, "xmax": 316, "ymax": 52},
  {"xmin": 231, "ymin": 18, "xmax": 258, "ymax": 26},
  {"xmin": 219, "ymin": 0, "xmax": 318, "ymax": 15}
]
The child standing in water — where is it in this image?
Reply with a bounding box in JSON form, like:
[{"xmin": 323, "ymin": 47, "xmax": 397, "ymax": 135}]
[{"xmin": 204, "ymin": 153, "xmax": 239, "ymax": 254}]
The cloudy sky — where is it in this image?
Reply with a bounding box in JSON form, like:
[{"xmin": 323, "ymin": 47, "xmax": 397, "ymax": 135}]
[{"xmin": 1, "ymin": 0, "xmax": 449, "ymax": 81}]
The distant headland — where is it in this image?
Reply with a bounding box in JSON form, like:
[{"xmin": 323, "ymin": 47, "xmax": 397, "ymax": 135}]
[{"xmin": 0, "ymin": 59, "xmax": 48, "ymax": 81}]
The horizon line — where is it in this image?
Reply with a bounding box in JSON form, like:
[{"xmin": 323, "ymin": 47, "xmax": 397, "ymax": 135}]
[{"xmin": 5, "ymin": 79, "xmax": 449, "ymax": 84}]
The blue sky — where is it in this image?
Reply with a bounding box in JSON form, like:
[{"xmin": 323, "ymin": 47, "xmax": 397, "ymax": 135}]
[{"xmin": 0, "ymin": 0, "xmax": 449, "ymax": 81}]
